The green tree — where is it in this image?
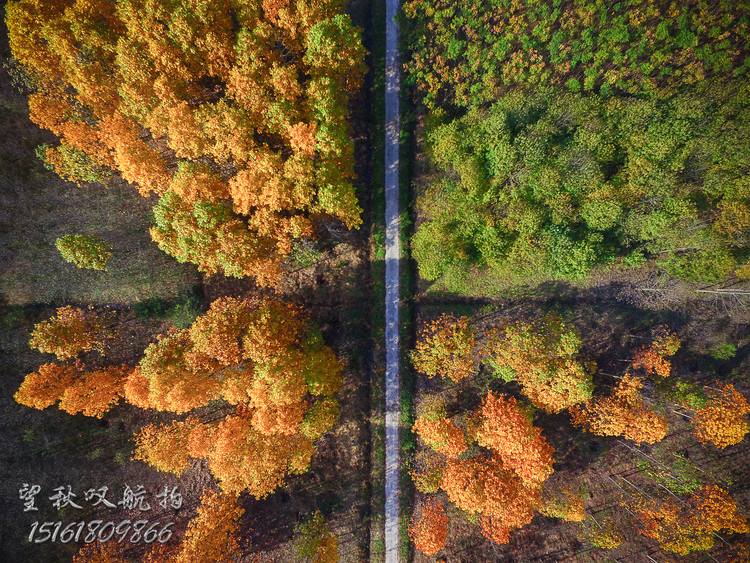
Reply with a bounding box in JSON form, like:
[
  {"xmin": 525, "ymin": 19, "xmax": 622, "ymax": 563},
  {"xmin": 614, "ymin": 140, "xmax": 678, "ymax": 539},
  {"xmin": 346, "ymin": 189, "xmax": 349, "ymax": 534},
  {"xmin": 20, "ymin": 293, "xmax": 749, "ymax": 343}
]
[
  {"xmin": 293, "ymin": 511, "xmax": 339, "ymax": 563},
  {"xmin": 55, "ymin": 234, "xmax": 113, "ymax": 271},
  {"xmin": 412, "ymin": 80, "xmax": 750, "ymax": 287},
  {"xmin": 485, "ymin": 313, "xmax": 594, "ymax": 413}
]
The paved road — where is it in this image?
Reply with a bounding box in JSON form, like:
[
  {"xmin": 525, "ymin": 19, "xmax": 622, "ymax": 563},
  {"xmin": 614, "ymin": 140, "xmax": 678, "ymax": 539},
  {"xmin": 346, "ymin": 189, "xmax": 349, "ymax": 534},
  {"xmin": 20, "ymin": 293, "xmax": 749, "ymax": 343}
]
[{"xmin": 383, "ymin": 0, "xmax": 401, "ymax": 558}]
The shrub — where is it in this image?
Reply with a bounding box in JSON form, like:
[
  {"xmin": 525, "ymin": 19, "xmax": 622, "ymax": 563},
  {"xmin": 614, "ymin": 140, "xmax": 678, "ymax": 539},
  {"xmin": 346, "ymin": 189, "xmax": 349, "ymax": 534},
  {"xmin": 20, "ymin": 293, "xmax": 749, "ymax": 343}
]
[{"xmin": 55, "ymin": 234, "xmax": 113, "ymax": 271}]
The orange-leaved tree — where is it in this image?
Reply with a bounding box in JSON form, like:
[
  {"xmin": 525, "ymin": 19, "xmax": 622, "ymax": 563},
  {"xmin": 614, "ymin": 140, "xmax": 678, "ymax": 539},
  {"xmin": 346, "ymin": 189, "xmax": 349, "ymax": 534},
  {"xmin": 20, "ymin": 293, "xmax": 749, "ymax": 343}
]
[
  {"xmin": 15, "ymin": 361, "xmax": 131, "ymax": 418},
  {"xmin": 130, "ymin": 297, "xmax": 344, "ymax": 498},
  {"xmin": 631, "ymin": 326, "xmax": 681, "ymax": 378},
  {"xmin": 414, "ymin": 391, "xmax": 555, "ymax": 546},
  {"xmin": 293, "ymin": 510, "xmax": 340, "ymax": 563},
  {"xmin": 412, "ymin": 394, "xmax": 467, "ymax": 459},
  {"xmin": 570, "ymin": 374, "xmax": 668, "ymax": 445},
  {"xmin": 408, "ymin": 498, "xmax": 449, "ymax": 556},
  {"xmin": 476, "ymin": 393, "xmax": 555, "ymax": 486},
  {"xmin": 635, "ymin": 484, "xmax": 749, "ymax": 555},
  {"xmin": 173, "ymin": 489, "xmax": 245, "ymax": 563},
  {"xmin": 28, "ymin": 305, "xmax": 107, "ymax": 360},
  {"xmin": 411, "ymin": 314, "xmax": 476, "ymax": 382},
  {"xmin": 16, "ymin": 306, "xmax": 134, "ymax": 418},
  {"xmin": 693, "ymin": 383, "xmax": 750, "ymax": 449},
  {"xmin": 540, "ymin": 486, "xmax": 586, "ymax": 522},
  {"xmin": 7, "ymin": 0, "xmax": 368, "ymax": 286},
  {"xmin": 484, "ymin": 313, "xmax": 594, "ymax": 413},
  {"xmin": 72, "ymin": 544, "xmax": 127, "ymax": 563},
  {"xmin": 73, "ymin": 488, "xmax": 245, "ymax": 563}
]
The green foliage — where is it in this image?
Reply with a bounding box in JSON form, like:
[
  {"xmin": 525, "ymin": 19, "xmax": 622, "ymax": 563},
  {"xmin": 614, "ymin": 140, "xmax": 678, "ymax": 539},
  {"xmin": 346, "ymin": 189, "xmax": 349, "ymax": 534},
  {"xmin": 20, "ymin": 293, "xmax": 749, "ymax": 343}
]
[
  {"xmin": 133, "ymin": 297, "xmax": 170, "ymax": 320},
  {"xmin": 565, "ymin": 78, "xmax": 582, "ymax": 92},
  {"xmin": 486, "ymin": 313, "xmax": 594, "ymax": 413},
  {"xmin": 710, "ymin": 343, "xmax": 737, "ymax": 360},
  {"xmin": 416, "ymin": 394, "xmax": 447, "ymax": 423},
  {"xmin": 413, "ymin": 80, "xmax": 750, "ymax": 284},
  {"xmin": 150, "ymin": 190, "xmax": 281, "ymax": 282},
  {"xmin": 490, "ymin": 363, "xmax": 517, "ymax": 383},
  {"xmin": 402, "ymin": 0, "xmax": 750, "ymax": 108},
  {"xmin": 133, "ymin": 291, "xmax": 203, "ymax": 329},
  {"xmin": 664, "ymin": 379, "xmax": 708, "ymax": 410},
  {"xmin": 42, "ymin": 144, "xmax": 111, "ymax": 186},
  {"xmin": 0, "ymin": 306, "xmax": 24, "ymax": 333},
  {"xmin": 55, "ymin": 234, "xmax": 113, "ymax": 271},
  {"xmin": 623, "ymin": 250, "xmax": 647, "ymax": 267},
  {"xmin": 663, "ymin": 248, "xmax": 736, "ymax": 284},
  {"xmin": 293, "ymin": 511, "xmax": 339, "ymax": 562},
  {"xmin": 300, "ymin": 397, "xmax": 340, "ymax": 440},
  {"xmin": 34, "ymin": 143, "xmax": 54, "ymax": 170},
  {"xmin": 585, "ymin": 516, "xmax": 623, "ymax": 549},
  {"xmin": 289, "ymin": 241, "xmax": 324, "ymax": 269},
  {"xmin": 2, "ymin": 55, "xmax": 36, "ymax": 92},
  {"xmin": 637, "ymin": 455, "xmax": 703, "ymax": 495},
  {"xmin": 167, "ymin": 291, "xmax": 203, "ymax": 330}
]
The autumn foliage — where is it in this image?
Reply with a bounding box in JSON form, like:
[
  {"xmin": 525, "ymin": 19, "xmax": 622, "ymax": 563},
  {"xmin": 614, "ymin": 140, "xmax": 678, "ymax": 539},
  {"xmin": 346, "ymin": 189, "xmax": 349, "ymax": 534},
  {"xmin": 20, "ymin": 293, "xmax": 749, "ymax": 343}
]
[
  {"xmin": 411, "ymin": 314, "xmax": 476, "ymax": 382},
  {"xmin": 413, "ymin": 415, "xmax": 467, "ymax": 460},
  {"xmin": 29, "ymin": 306, "xmax": 107, "ymax": 360},
  {"xmin": 73, "ymin": 489, "xmax": 245, "ymax": 563},
  {"xmin": 540, "ymin": 487, "xmax": 586, "ymax": 522},
  {"xmin": 409, "ymin": 450, "xmax": 445, "ymax": 494},
  {"xmin": 408, "ymin": 498, "xmax": 449, "ymax": 556},
  {"xmin": 17, "ymin": 307, "xmax": 134, "ymax": 418},
  {"xmin": 293, "ymin": 510, "xmax": 340, "ymax": 563},
  {"xmin": 72, "ymin": 544, "xmax": 127, "ymax": 563},
  {"xmin": 14, "ymin": 363, "xmax": 130, "ymax": 418},
  {"xmin": 131, "ymin": 297, "xmax": 343, "ymax": 498},
  {"xmin": 586, "ymin": 517, "xmax": 623, "ymax": 550},
  {"xmin": 414, "ymin": 391, "xmax": 555, "ymax": 545},
  {"xmin": 635, "ymin": 485, "xmax": 749, "ymax": 555},
  {"xmin": 484, "ymin": 313, "xmax": 594, "ymax": 413},
  {"xmin": 631, "ymin": 327, "xmax": 681, "ymax": 378},
  {"xmin": 173, "ymin": 489, "xmax": 245, "ymax": 563},
  {"xmin": 571, "ymin": 374, "xmax": 668, "ymax": 445},
  {"xmin": 476, "ymin": 393, "xmax": 555, "ymax": 486},
  {"xmin": 7, "ymin": 0, "xmax": 368, "ymax": 285},
  {"xmin": 693, "ymin": 383, "xmax": 750, "ymax": 449}
]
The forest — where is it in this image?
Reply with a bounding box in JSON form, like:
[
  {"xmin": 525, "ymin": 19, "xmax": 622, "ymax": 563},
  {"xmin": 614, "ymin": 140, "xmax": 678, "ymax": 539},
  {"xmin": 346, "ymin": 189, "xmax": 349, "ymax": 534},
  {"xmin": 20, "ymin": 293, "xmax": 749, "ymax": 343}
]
[
  {"xmin": 402, "ymin": 0, "xmax": 750, "ymax": 561},
  {"xmin": 0, "ymin": 0, "xmax": 749, "ymax": 562},
  {"xmin": 2, "ymin": 0, "xmax": 371, "ymax": 561}
]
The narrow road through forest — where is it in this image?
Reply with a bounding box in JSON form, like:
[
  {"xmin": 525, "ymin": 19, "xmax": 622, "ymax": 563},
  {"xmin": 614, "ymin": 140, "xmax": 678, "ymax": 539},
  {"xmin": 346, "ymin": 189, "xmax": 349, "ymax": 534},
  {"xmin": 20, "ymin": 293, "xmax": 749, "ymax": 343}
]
[{"xmin": 383, "ymin": 0, "xmax": 401, "ymax": 558}]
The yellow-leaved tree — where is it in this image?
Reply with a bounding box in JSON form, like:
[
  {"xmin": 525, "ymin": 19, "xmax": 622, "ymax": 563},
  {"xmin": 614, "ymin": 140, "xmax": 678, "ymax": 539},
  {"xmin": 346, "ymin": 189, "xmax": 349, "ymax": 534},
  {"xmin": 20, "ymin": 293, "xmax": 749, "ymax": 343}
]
[
  {"xmin": 7, "ymin": 0, "xmax": 368, "ymax": 286},
  {"xmin": 130, "ymin": 297, "xmax": 344, "ymax": 498},
  {"xmin": 484, "ymin": 313, "xmax": 594, "ymax": 413},
  {"xmin": 570, "ymin": 374, "xmax": 668, "ymax": 445},
  {"xmin": 693, "ymin": 383, "xmax": 750, "ymax": 449}
]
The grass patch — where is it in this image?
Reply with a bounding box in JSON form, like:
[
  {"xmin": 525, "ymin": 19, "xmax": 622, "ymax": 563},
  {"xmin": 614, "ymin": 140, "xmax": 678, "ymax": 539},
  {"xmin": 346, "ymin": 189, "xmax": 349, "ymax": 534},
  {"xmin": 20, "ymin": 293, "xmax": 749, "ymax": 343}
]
[
  {"xmin": 0, "ymin": 306, "xmax": 24, "ymax": 333},
  {"xmin": 0, "ymin": 85, "xmax": 199, "ymax": 306}
]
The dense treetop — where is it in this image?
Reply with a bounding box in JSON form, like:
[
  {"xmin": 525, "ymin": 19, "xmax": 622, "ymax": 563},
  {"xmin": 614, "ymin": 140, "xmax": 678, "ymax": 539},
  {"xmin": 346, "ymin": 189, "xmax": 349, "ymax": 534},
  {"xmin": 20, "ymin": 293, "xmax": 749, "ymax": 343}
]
[
  {"xmin": 402, "ymin": 0, "xmax": 750, "ymax": 108},
  {"xmin": 6, "ymin": 0, "xmax": 367, "ymax": 284},
  {"xmin": 412, "ymin": 79, "xmax": 750, "ymax": 284}
]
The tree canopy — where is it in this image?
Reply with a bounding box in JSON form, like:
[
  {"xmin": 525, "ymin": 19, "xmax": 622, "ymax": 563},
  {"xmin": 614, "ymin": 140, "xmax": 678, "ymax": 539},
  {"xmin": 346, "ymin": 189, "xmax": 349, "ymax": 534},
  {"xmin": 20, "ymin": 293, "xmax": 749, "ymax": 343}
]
[
  {"xmin": 402, "ymin": 0, "xmax": 750, "ymax": 108},
  {"xmin": 7, "ymin": 0, "xmax": 367, "ymax": 285},
  {"xmin": 412, "ymin": 80, "xmax": 750, "ymax": 285},
  {"xmin": 131, "ymin": 297, "xmax": 344, "ymax": 497},
  {"xmin": 484, "ymin": 313, "xmax": 594, "ymax": 413}
]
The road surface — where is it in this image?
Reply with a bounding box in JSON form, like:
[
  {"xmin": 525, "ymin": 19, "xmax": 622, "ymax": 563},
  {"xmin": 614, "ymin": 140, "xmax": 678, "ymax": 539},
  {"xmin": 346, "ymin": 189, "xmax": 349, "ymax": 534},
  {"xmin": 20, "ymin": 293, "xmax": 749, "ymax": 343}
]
[{"xmin": 384, "ymin": 0, "xmax": 401, "ymax": 558}]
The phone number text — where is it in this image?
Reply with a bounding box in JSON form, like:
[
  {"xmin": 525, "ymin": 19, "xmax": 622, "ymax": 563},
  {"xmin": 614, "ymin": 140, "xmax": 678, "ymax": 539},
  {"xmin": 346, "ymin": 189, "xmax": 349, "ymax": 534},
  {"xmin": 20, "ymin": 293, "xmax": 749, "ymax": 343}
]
[{"xmin": 28, "ymin": 520, "xmax": 173, "ymax": 544}]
